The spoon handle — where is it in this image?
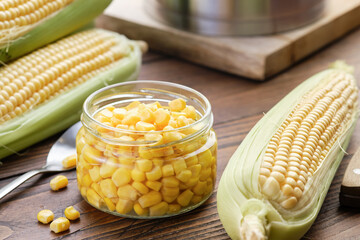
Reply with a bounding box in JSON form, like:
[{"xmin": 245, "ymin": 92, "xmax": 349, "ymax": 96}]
[{"xmin": 0, "ymin": 169, "xmax": 43, "ymax": 201}]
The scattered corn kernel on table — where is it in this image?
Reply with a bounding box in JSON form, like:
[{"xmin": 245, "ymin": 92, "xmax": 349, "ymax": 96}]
[{"xmin": 1, "ymin": 19, "xmax": 360, "ymax": 240}]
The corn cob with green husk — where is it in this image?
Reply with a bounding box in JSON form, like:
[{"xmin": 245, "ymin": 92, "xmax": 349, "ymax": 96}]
[
  {"xmin": 0, "ymin": 0, "xmax": 112, "ymax": 63},
  {"xmin": 0, "ymin": 28, "xmax": 144, "ymax": 161},
  {"xmin": 217, "ymin": 61, "xmax": 358, "ymax": 240}
]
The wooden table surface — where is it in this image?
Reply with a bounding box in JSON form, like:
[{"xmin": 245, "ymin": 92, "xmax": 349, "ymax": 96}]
[{"xmin": 1, "ymin": 23, "xmax": 360, "ymax": 240}]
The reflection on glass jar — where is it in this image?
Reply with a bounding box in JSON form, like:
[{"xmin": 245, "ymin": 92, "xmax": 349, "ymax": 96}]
[{"xmin": 76, "ymin": 81, "xmax": 217, "ymax": 218}]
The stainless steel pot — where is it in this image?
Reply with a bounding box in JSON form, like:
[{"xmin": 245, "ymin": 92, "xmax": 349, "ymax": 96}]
[{"xmin": 145, "ymin": 0, "xmax": 325, "ymax": 36}]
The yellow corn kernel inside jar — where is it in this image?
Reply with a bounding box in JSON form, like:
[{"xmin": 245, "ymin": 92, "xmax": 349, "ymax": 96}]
[{"xmin": 76, "ymin": 81, "xmax": 217, "ymax": 218}]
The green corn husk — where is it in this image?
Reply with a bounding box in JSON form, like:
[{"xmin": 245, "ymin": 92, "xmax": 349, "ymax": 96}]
[
  {"xmin": 0, "ymin": 29, "xmax": 143, "ymax": 161},
  {"xmin": 0, "ymin": 0, "xmax": 112, "ymax": 63},
  {"xmin": 217, "ymin": 63, "xmax": 358, "ymax": 240}
]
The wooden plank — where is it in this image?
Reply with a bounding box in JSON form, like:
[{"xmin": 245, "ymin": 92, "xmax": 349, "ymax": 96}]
[
  {"xmin": 2, "ymin": 22, "xmax": 360, "ymax": 239},
  {"xmin": 97, "ymin": 0, "xmax": 360, "ymax": 80}
]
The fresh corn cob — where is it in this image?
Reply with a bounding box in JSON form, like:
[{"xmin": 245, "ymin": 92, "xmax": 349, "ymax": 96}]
[
  {"xmin": 0, "ymin": 0, "xmax": 112, "ymax": 63},
  {"xmin": 0, "ymin": 28, "xmax": 143, "ymax": 160},
  {"xmin": 217, "ymin": 62, "xmax": 358, "ymax": 240}
]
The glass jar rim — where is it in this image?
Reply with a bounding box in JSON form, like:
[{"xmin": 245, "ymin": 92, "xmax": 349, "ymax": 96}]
[{"xmin": 81, "ymin": 80, "xmax": 213, "ymax": 145}]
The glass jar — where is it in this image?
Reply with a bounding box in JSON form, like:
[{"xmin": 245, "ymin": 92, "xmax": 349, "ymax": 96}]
[{"xmin": 76, "ymin": 80, "xmax": 217, "ymax": 218}]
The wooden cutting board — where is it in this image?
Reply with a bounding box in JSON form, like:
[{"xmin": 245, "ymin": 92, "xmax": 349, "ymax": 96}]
[{"xmin": 98, "ymin": 0, "xmax": 360, "ymax": 80}]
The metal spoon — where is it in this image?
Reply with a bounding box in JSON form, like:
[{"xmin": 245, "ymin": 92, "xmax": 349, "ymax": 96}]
[{"xmin": 0, "ymin": 122, "xmax": 82, "ymax": 201}]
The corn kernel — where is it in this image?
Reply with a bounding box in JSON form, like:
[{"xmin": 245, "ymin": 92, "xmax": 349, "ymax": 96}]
[
  {"xmin": 146, "ymin": 180, "xmax": 162, "ymax": 191},
  {"xmin": 167, "ymin": 204, "xmax": 181, "ymax": 214},
  {"xmin": 89, "ymin": 166, "xmax": 101, "ymax": 182},
  {"xmin": 83, "ymin": 145, "xmax": 103, "ymax": 164},
  {"xmin": 205, "ymin": 181, "xmax": 213, "ymax": 195},
  {"xmin": 144, "ymin": 133, "xmax": 163, "ymax": 144},
  {"xmin": 139, "ymin": 108, "xmax": 155, "ymax": 123},
  {"xmin": 110, "ymin": 116, "xmax": 122, "ymax": 126},
  {"xmin": 134, "ymin": 202, "xmax": 149, "ymax": 216},
  {"xmin": 116, "ymin": 124, "xmax": 129, "ymax": 130},
  {"xmin": 185, "ymin": 177, "xmax": 199, "ymax": 188},
  {"xmin": 177, "ymin": 189, "xmax": 194, "ymax": 207},
  {"xmin": 139, "ymin": 147, "xmax": 152, "ymax": 159},
  {"xmin": 191, "ymin": 195, "xmax": 203, "ymax": 204},
  {"xmin": 118, "ymin": 135, "xmax": 135, "ymax": 144},
  {"xmin": 78, "ymin": 154, "xmax": 91, "ymax": 170},
  {"xmin": 150, "ymin": 201, "xmax": 169, "ymax": 216},
  {"xmin": 82, "ymin": 174, "xmax": 92, "ymax": 188},
  {"xmin": 168, "ymin": 119, "xmax": 178, "ymax": 128},
  {"xmin": 163, "ymin": 126, "xmax": 174, "ymax": 131},
  {"xmin": 136, "ymin": 121, "xmax": 156, "ymax": 131},
  {"xmin": 37, "ymin": 209, "xmax": 54, "ymax": 224},
  {"xmin": 62, "ymin": 154, "xmax": 76, "ymax": 169},
  {"xmin": 76, "ymin": 135, "xmax": 86, "ymax": 154},
  {"xmin": 117, "ymin": 185, "xmax": 139, "ymax": 201},
  {"xmin": 177, "ymin": 116, "xmax": 189, "ymax": 127},
  {"xmin": 163, "ymin": 131, "xmax": 183, "ymax": 143},
  {"xmin": 179, "ymin": 183, "xmax": 188, "ymax": 190},
  {"xmin": 113, "ymin": 108, "xmax": 127, "ymax": 119},
  {"xmin": 206, "ymin": 177, "xmax": 213, "ymax": 186},
  {"xmin": 100, "ymin": 158, "xmax": 117, "ymax": 178},
  {"xmin": 162, "ymin": 176, "xmax": 180, "ymax": 187},
  {"xmin": 146, "ymin": 166, "xmax": 162, "ymax": 181},
  {"xmin": 172, "ymin": 158, "xmax": 187, "ymax": 175},
  {"xmin": 119, "ymin": 157, "xmax": 134, "ymax": 167},
  {"xmin": 176, "ymin": 169, "xmax": 192, "ymax": 183},
  {"xmin": 152, "ymin": 158, "xmax": 164, "ymax": 166},
  {"xmin": 192, "ymin": 180, "xmax": 207, "ymax": 195},
  {"xmin": 97, "ymin": 121, "xmax": 112, "ymax": 133},
  {"xmin": 116, "ymin": 199, "xmax": 133, "ymax": 214},
  {"xmin": 138, "ymin": 191, "xmax": 162, "ymax": 208},
  {"xmin": 50, "ymin": 175, "xmax": 68, "ymax": 191},
  {"xmin": 104, "ymin": 197, "xmax": 116, "ymax": 211},
  {"xmin": 122, "ymin": 113, "xmax": 141, "ymax": 125},
  {"xmin": 210, "ymin": 142, "xmax": 217, "ymax": 156},
  {"xmin": 100, "ymin": 108, "xmax": 113, "ymax": 118},
  {"xmin": 188, "ymin": 165, "xmax": 201, "ymax": 178},
  {"xmin": 64, "ymin": 206, "xmax": 80, "ymax": 221},
  {"xmin": 100, "ymin": 179, "xmax": 118, "ymax": 198},
  {"xmin": 50, "ymin": 217, "xmax": 70, "ymax": 233},
  {"xmin": 212, "ymin": 165, "xmax": 217, "ymax": 179},
  {"xmin": 198, "ymin": 150, "xmax": 212, "ymax": 168},
  {"xmin": 131, "ymin": 168, "xmax": 146, "ymax": 182},
  {"xmin": 199, "ymin": 167, "xmax": 212, "ymax": 181},
  {"xmin": 163, "ymin": 195, "xmax": 178, "ymax": 203},
  {"xmin": 185, "ymin": 155, "xmax": 198, "ymax": 167},
  {"xmin": 132, "ymin": 182, "xmax": 149, "ymax": 195},
  {"xmin": 160, "ymin": 146, "xmax": 175, "ymax": 157},
  {"xmin": 106, "ymin": 106, "xmax": 115, "ymax": 111},
  {"xmin": 136, "ymin": 159, "xmax": 153, "ymax": 172},
  {"xmin": 211, "ymin": 156, "xmax": 216, "ymax": 166},
  {"xmin": 80, "ymin": 187, "xmax": 87, "ymax": 197},
  {"xmin": 161, "ymin": 187, "xmax": 180, "ymax": 197},
  {"xmin": 171, "ymin": 112, "xmax": 187, "ymax": 119},
  {"xmin": 154, "ymin": 108, "xmax": 170, "ymax": 129},
  {"xmin": 112, "ymin": 168, "xmax": 131, "ymax": 187},
  {"xmin": 126, "ymin": 101, "xmax": 141, "ymax": 110},
  {"xmin": 169, "ymin": 98, "xmax": 186, "ymax": 112},
  {"xmin": 87, "ymin": 188, "xmax": 102, "ymax": 208},
  {"xmin": 162, "ymin": 164, "xmax": 175, "ymax": 177},
  {"xmin": 94, "ymin": 141, "xmax": 107, "ymax": 152},
  {"xmin": 182, "ymin": 106, "xmax": 197, "ymax": 119},
  {"xmin": 111, "ymin": 197, "xmax": 119, "ymax": 205},
  {"xmin": 91, "ymin": 182, "xmax": 105, "ymax": 199},
  {"xmin": 148, "ymin": 101, "xmax": 162, "ymax": 111}
]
